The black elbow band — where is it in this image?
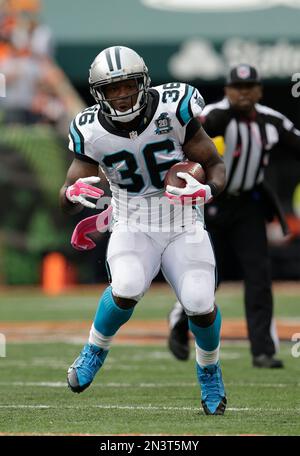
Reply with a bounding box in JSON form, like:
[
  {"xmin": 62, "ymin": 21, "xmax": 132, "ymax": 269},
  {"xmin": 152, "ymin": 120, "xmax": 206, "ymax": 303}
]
[{"xmin": 206, "ymin": 181, "xmax": 219, "ymax": 197}]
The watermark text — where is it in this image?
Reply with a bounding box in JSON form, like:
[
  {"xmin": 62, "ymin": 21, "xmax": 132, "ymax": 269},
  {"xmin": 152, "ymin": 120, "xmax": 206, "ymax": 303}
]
[{"xmin": 291, "ymin": 332, "xmax": 300, "ymax": 358}]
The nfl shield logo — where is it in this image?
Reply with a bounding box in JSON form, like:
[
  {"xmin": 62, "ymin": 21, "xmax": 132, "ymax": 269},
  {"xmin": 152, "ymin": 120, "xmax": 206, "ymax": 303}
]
[{"xmin": 129, "ymin": 131, "xmax": 138, "ymax": 140}]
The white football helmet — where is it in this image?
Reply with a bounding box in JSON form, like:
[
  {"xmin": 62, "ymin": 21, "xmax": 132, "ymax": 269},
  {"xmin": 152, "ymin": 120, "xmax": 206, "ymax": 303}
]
[{"xmin": 89, "ymin": 46, "xmax": 151, "ymax": 123}]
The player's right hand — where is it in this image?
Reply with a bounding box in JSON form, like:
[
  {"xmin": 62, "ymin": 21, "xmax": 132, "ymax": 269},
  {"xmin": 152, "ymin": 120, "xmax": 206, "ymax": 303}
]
[{"xmin": 65, "ymin": 176, "xmax": 104, "ymax": 209}]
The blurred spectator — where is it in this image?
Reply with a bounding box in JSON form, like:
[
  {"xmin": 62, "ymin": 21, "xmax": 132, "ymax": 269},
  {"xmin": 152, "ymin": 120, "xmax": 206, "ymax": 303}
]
[
  {"xmin": 0, "ymin": 1, "xmax": 85, "ymax": 130},
  {"xmin": 31, "ymin": 81, "xmax": 67, "ymax": 125},
  {"xmin": 0, "ymin": 1, "xmax": 72, "ymax": 129},
  {"xmin": 0, "ymin": 44, "xmax": 46, "ymax": 123},
  {"xmin": 11, "ymin": 10, "xmax": 54, "ymax": 59},
  {"xmin": 0, "ymin": 2, "xmax": 16, "ymax": 61},
  {"xmin": 0, "ymin": 0, "xmax": 85, "ymax": 130},
  {"xmin": 0, "ymin": 0, "xmax": 48, "ymax": 57}
]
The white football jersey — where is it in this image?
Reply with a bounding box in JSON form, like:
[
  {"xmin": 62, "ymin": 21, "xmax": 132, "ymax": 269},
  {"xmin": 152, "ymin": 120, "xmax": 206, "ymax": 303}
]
[{"xmin": 68, "ymin": 83, "xmax": 205, "ymax": 229}]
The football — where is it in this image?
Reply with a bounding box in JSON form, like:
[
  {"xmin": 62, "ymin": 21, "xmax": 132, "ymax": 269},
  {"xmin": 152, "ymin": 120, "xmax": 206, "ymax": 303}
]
[{"xmin": 164, "ymin": 161, "xmax": 206, "ymax": 189}]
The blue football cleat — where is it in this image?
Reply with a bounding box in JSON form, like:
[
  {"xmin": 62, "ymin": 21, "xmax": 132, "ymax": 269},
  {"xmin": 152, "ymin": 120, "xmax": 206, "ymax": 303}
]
[
  {"xmin": 197, "ymin": 362, "xmax": 227, "ymax": 415},
  {"xmin": 67, "ymin": 343, "xmax": 108, "ymax": 393}
]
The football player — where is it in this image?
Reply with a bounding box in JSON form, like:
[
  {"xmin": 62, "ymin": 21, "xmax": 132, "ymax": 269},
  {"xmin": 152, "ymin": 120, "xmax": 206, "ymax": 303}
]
[{"xmin": 59, "ymin": 46, "xmax": 227, "ymax": 415}]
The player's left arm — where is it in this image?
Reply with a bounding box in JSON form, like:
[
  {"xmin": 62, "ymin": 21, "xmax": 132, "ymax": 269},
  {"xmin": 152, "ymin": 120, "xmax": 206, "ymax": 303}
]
[{"xmin": 183, "ymin": 121, "xmax": 226, "ymax": 199}]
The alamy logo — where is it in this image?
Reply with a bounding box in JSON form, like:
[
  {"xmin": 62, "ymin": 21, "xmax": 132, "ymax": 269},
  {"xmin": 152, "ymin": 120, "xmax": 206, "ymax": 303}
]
[
  {"xmin": 95, "ymin": 191, "xmax": 205, "ymax": 237},
  {"xmin": 291, "ymin": 73, "xmax": 300, "ymax": 97},
  {"xmin": 291, "ymin": 333, "xmax": 300, "ymax": 358}
]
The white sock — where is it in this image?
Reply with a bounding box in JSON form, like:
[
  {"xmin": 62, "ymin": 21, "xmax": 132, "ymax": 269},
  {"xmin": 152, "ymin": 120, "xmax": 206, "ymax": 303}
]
[{"xmin": 195, "ymin": 342, "xmax": 220, "ymax": 367}]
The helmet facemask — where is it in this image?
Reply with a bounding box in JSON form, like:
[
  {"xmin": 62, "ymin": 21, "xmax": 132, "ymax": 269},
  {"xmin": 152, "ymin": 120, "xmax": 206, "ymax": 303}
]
[{"xmin": 91, "ymin": 74, "xmax": 149, "ymax": 123}]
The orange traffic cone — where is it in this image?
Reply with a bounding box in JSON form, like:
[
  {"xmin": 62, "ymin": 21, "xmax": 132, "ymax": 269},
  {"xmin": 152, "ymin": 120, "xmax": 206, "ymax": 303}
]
[{"xmin": 42, "ymin": 252, "xmax": 67, "ymax": 295}]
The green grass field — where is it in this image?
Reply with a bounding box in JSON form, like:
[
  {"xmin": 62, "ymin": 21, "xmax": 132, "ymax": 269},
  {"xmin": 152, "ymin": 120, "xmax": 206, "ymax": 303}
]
[{"xmin": 0, "ymin": 283, "xmax": 300, "ymax": 436}]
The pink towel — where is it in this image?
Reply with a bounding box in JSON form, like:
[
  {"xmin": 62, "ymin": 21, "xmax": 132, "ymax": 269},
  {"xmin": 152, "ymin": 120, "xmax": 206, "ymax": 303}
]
[{"xmin": 71, "ymin": 205, "xmax": 112, "ymax": 250}]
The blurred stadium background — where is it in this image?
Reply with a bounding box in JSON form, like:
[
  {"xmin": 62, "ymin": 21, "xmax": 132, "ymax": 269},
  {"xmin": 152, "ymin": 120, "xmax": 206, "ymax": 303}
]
[
  {"xmin": 1, "ymin": 0, "xmax": 300, "ymax": 286},
  {"xmin": 0, "ymin": 0, "xmax": 300, "ymax": 436}
]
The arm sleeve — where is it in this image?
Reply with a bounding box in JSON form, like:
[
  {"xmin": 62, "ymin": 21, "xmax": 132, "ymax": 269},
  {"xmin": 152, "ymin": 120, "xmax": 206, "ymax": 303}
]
[
  {"xmin": 183, "ymin": 117, "xmax": 202, "ymax": 145},
  {"xmin": 199, "ymin": 109, "xmax": 227, "ymax": 138}
]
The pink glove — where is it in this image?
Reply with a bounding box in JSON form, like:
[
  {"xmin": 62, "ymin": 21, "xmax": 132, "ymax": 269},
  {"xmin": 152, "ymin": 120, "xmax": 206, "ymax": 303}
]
[
  {"xmin": 71, "ymin": 205, "xmax": 113, "ymax": 251},
  {"xmin": 165, "ymin": 172, "xmax": 212, "ymax": 204},
  {"xmin": 66, "ymin": 176, "xmax": 104, "ymax": 209}
]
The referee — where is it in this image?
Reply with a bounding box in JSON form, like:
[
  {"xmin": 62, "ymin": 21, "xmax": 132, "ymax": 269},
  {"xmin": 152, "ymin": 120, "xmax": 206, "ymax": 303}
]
[{"xmin": 169, "ymin": 64, "xmax": 300, "ymax": 368}]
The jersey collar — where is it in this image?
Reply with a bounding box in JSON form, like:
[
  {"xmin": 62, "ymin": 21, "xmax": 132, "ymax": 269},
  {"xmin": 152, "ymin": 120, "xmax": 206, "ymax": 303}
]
[{"xmin": 97, "ymin": 89, "xmax": 159, "ymax": 138}]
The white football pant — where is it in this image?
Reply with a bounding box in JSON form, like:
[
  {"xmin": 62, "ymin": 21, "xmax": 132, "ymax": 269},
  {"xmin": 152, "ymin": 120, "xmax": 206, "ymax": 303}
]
[{"xmin": 106, "ymin": 222, "xmax": 216, "ymax": 316}]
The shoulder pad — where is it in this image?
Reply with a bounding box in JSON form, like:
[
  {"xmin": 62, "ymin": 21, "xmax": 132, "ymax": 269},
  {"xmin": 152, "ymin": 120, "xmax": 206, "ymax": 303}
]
[
  {"xmin": 69, "ymin": 105, "xmax": 99, "ymax": 155},
  {"xmin": 175, "ymin": 84, "xmax": 205, "ymax": 126}
]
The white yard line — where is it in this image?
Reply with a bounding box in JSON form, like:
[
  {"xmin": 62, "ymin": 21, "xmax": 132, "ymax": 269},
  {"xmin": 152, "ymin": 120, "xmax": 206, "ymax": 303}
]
[
  {"xmin": 0, "ymin": 380, "xmax": 299, "ymax": 388},
  {"xmin": 0, "ymin": 404, "xmax": 299, "ymax": 413}
]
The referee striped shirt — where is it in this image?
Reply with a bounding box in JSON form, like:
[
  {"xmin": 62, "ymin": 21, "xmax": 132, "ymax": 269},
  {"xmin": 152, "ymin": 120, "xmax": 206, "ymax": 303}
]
[{"xmin": 201, "ymin": 98, "xmax": 300, "ymax": 194}]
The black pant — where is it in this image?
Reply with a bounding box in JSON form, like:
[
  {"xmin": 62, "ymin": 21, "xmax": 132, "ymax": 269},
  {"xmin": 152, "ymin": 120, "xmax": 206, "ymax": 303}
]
[{"xmin": 205, "ymin": 190, "xmax": 276, "ymax": 357}]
